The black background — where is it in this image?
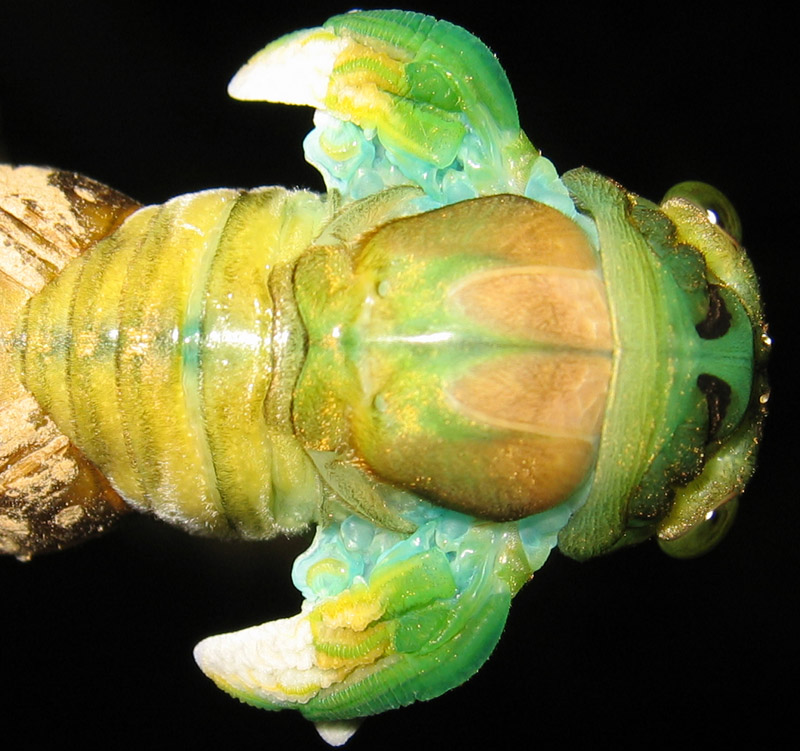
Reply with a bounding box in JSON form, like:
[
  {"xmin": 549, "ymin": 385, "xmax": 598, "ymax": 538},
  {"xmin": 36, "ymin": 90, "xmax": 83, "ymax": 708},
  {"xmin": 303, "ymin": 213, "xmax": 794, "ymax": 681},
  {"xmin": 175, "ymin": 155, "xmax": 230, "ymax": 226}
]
[{"xmin": 1, "ymin": 2, "xmax": 795, "ymax": 748}]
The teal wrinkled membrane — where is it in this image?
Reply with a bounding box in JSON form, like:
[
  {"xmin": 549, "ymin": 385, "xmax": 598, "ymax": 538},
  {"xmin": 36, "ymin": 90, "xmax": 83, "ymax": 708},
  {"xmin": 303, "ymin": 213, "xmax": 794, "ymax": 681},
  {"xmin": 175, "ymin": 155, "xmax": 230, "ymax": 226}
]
[
  {"xmin": 304, "ymin": 110, "xmax": 599, "ymax": 245},
  {"xmin": 292, "ymin": 489, "xmax": 587, "ymax": 604},
  {"xmin": 294, "ymin": 44, "xmax": 600, "ymax": 610}
]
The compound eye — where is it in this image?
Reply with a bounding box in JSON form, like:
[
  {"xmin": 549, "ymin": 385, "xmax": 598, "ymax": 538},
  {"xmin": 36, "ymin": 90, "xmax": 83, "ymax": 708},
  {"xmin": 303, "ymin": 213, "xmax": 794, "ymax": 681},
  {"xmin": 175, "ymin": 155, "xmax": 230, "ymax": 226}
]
[
  {"xmin": 663, "ymin": 181, "xmax": 742, "ymax": 242},
  {"xmin": 657, "ymin": 497, "xmax": 739, "ymax": 559}
]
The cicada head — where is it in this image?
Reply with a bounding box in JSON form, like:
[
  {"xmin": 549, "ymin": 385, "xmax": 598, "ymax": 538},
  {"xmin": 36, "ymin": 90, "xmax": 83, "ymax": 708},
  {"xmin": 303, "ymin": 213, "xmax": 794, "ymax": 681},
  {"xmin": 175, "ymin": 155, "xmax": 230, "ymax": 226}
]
[
  {"xmin": 556, "ymin": 171, "xmax": 769, "ymax": 560},
  {"xmin": 654, "ymin": 182, "xmax": 770, "ymax": 558}
]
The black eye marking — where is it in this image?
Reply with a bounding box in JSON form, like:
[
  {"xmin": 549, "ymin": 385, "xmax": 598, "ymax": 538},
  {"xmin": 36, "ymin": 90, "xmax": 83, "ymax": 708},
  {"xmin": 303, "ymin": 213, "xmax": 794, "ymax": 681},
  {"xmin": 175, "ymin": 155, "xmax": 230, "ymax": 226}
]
[
  {"xmin": 697, "ymin": 373, "xmax": 732, "ymax": 440},
  {"xmin": 696, "ymin": 284, "xmax": 731, "ymax": 340}
]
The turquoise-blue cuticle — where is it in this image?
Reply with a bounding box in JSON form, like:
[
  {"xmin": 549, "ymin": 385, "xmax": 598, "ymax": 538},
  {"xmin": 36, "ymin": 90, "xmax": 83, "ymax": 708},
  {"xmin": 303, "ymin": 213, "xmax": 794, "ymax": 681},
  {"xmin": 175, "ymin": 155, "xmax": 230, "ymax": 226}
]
[{"xmin": 293, "ymin": 497, "xmax": 578, "ymax": 608}]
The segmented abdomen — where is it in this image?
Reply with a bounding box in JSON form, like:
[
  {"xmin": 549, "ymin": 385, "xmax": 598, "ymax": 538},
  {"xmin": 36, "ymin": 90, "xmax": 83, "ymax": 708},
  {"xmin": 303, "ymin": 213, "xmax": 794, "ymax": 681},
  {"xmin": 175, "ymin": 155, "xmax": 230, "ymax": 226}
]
[{"xmin": 19, "ymin": 186, "xmax": 329, "ymax": 538}]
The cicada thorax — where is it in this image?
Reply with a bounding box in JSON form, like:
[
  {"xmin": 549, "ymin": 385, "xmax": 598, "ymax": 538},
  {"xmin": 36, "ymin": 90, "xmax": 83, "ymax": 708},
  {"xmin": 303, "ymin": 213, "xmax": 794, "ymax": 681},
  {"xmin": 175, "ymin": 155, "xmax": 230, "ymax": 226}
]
[
  {"xmin": 293, "ymin": 195, "xmax": 614, "ymax": 520},
  {"xmin": 14, "ymin": 180, "xmax": 332, "ymax": 541},
  {"xmin": 290, "ymin": 178, "xmax": 766, "ymax": 544}
]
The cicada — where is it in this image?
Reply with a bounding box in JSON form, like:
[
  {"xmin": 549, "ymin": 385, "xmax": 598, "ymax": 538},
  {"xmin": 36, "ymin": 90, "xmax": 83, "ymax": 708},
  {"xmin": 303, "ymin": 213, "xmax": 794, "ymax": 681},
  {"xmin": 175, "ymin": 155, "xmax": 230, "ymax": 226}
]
[{"xmin": 0, "ymin": 9, "xmax": 768, "ymax": 745}]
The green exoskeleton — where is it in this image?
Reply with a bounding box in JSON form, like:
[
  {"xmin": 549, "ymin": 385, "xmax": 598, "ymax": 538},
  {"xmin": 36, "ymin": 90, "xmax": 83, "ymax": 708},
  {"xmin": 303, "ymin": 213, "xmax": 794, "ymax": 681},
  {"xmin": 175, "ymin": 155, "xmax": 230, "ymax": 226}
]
[{"xmin": 0, "ymin": 9, "xmax": 768, "ymax": 745}]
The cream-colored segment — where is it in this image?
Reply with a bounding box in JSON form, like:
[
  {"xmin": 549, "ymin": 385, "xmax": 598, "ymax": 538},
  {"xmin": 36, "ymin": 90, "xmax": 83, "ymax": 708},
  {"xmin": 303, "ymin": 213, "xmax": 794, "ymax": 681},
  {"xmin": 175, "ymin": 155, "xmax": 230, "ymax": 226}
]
[
  {"xmin": 198, "ymin": 190, "xmax": 278, "ymax": 535},
  {"xmin": 229, "ymin": 28, "xmax": 348, "ymax": 107},
  {"xmin": 260, "ymin": 192, "xmax": 330, "ymax": 531},
  {"xmin": 194, "ymin": 605, "xmax": 341, "ymax": 706},
  {"xmin": 314, "ymin": 720, "xmax": 361, "ymax": 746}
]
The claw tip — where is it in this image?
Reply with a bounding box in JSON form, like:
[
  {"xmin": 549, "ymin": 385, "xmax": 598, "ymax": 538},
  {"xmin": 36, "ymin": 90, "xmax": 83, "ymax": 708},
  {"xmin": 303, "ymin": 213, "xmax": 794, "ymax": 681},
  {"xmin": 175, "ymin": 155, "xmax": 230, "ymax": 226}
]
[{"xmin": 315, "ymin": 719, "xmax": 363, "ymax": 746}]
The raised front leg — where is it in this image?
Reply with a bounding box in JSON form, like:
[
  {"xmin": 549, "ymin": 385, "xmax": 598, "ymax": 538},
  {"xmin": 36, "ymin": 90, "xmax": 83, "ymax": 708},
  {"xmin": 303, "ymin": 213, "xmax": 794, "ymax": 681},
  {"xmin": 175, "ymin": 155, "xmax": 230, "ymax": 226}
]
[{"xmin": 194, "ymin": 497, "xmax": 578, "ymax": 743}]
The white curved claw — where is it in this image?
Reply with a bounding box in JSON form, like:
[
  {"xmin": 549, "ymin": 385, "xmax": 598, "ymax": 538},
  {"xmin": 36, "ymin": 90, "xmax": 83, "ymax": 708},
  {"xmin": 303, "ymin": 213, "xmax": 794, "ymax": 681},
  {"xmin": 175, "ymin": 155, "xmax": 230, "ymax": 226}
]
[
  {"xmin": 192, "ymin": 605, "xmax": 341, "ymax": 708},
  {"xmin": 228, "ymin": 28, "xmax": 347, "ymax": 108},
  {"xmin": 314, "ymin": 720, "xmax": 362, "ymax": 746}
]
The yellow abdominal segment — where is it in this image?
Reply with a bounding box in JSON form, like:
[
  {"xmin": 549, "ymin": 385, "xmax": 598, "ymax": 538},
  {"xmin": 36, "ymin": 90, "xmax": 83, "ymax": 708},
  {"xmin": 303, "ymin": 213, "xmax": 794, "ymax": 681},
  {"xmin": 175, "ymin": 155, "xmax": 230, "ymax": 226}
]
[{"xmin": 19, "ymin": 187, "xmax": 330, "ymax": 538}]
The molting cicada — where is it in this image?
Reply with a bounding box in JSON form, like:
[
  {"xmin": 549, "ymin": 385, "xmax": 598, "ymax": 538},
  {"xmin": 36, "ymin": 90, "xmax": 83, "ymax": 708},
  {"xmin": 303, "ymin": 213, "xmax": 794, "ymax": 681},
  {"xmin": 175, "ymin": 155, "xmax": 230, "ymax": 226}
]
[{"xmin": 0, "ymin": 9, "xmax": 768, "ymax": 745}]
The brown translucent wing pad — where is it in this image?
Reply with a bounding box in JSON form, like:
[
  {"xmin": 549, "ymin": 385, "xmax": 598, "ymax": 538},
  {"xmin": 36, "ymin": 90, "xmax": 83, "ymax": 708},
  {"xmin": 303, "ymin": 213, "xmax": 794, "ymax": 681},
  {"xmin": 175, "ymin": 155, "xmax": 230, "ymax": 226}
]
[
  {"xmin": 446, "ymin": 352, "xmax": 612, "ymax": 516},
  {"xmin": 450, "ymin": 201, "xmax": 611, "ymax": 515},
  {"xmin": 452, "ymin": 267, "xmax": 612, "ymax": 349},
  {"xmin": 447, "ymin": 201, "xmax": 612, "ymax": 513},
  {"xmin": 451, "ymin": 353, "xmax": 611, "ymax": 441},
  {"xmin": 1, "ymin": 166, "xmax": 139, "ymax": 559}
]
